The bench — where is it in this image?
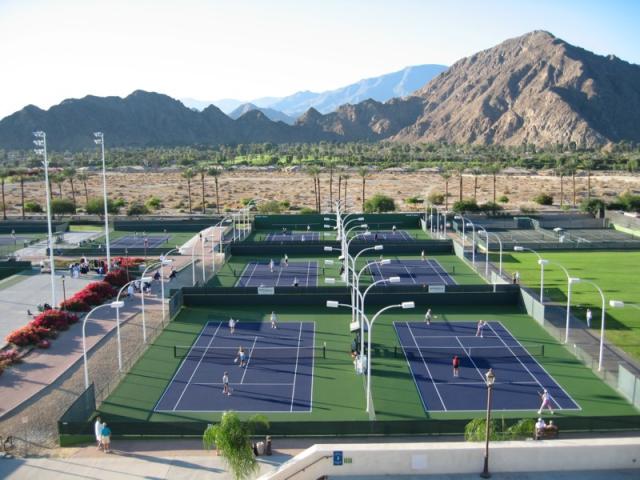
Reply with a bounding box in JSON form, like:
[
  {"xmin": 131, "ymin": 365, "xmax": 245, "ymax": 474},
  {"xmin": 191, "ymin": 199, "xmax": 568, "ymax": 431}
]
[{"xmin": 534, "ymin": 427, "xmax": 559, "ymax": 440}]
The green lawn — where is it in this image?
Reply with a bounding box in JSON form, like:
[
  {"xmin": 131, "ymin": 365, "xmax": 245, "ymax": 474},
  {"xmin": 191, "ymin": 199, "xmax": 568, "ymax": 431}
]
[
  {"xmin": 98, "ymin": 304, "xmax": 638, "ymax": 430},
  {"xmin": 206, "ymin": 253, "xmax": 484, "ymax": 288},
  {"xmin": 505, "ymin": 251, "xmax": 640, "ymax": 361}
]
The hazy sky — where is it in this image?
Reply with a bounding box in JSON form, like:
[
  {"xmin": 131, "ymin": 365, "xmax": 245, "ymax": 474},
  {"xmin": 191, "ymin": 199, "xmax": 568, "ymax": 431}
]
[{"xmin": 1, "ymin": 0, "xmax": 638, "ymax": 119}]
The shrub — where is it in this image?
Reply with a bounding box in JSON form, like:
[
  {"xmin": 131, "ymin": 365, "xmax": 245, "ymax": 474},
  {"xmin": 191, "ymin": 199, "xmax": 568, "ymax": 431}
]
[
  {"xmin": 6, "ymin": 325, "xmax": 49, "ymax": 346},
  {"xmin": 24, "ymin": 201, "xmax": 43, "ymax": 213},
  {"xmin": 51, "ymin": 198, "xmax": 76, "ymax": 215},
  {"xmin": 257, "ymin": 200, "xmax": 282, "ymax": 214},
  {"xmin": 498, "ymin": 195, "xmax": 509, "ymax": 204},
  {"xmin": 145, "ymin": 196, "xmax": 162, "ymax": 210},
  {"xmin": 464, "ymin": 418, "xmax": 499, "ymax": 441},
  {"xmin": 37, "ymin": 339, "xmax": 51, "ymax": 349},
  {"xmin": 480, "ymin": 202, "xmax": 503, "ymax": 216},
  {"xmin": 104, "ymin": 268, "xmax": 130, "ymax": 288},
  {"xmin": 405, "ymin": 196, "xmax": 423, "ymax": 205},
  {"xmin": 114, "ymin": 198, "xmax": 127, "ymax": 208},
  {"xmin": 298, "ymin": 207, "xmax": 316, "ymax": 214},
  {"xmin": 580, "ymin": 198, "xmax": 605, "ymax": 215},
  {"xmin": 505, "ymin": 418, "xmax": 535, "ymax": 439},
  {"xmin": 364, "ymin": 194, "xmax": 396, "ymax": 213},
  {"xmin": 533, "ymin": 193, "xmax": 553, "ymax": 206},
  {"xmin": 279, "ymin": 200, "xmax": 291, "ymax": 209},
  {"xmin": 127, "ymin": 202, "xmax": 149, "ymax": 216},
  {"xmin": 452, "ymin": 199, "xmax": 480, "ymax": 213},
  {"xmin": 85, "ymin": 197, "xmax": 120, "ymax": 215},
  {"xmin": 0, "ymin": 348, "xmax": 21, "ymax": 366},
  {"xmin": 31, "ymin": 310, "xmax": 79, "ymax": 331},
  {"xmin": 113, "ymin": 257, "xmax": 145, "ymax": 268},
  {"xmin": 59, "ymin": 298, "xmax": 90, "ymax": 312},
  {"xmin": 427, "ymin": 192, "xmax": 445, "ymax": 205},
  {"xmin": 618, "ymin": 191, "xmax": 640, "ymax": 212},
  {"xmin": 85, "ymin": 281, "xmax": 117, "ymax": 300}
]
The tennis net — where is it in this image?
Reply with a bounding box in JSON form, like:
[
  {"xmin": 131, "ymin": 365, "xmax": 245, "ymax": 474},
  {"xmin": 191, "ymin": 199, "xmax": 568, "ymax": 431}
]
[
  {"xmin": 174, "ymin": 345, "xmax": 325, "ymax": 361},
  {"xmin": 397, "ymin": 344, "xmax": 545, "ymax": 359}
]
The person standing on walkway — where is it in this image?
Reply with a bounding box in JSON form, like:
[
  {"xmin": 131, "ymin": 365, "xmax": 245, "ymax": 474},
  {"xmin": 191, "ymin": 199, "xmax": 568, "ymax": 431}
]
[
  {"xmin": 94, "ymin": 416, "xmax": 104, "ymax": 450},
  {"xmin": 127, "ymin": 283, "xmax": 135, "ymax": 299},
  {"xmin": 269, "ymin": 259, "xmax": 275, "ymax": 273},
  {"xmin": 101, "ymin": 422, "xmax": 112, "ymax": 453},
  {"xmin": 586, "ymin": 308, "xmax": 592, "ymax": 328}
]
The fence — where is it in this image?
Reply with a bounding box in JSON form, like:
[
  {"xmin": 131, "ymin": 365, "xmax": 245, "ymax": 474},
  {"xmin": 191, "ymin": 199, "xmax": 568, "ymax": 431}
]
[
  {"xmin": 0, "ymin": 220, "xmax": 68, "ymax": 234},
  {"xmin": 0, "ymin": 260, "xmax": 32, "ymax": 280}
]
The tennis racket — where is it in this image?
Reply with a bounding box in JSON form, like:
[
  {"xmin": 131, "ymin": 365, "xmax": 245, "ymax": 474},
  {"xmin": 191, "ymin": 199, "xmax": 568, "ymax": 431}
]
[{"xmin": 234, "ymin": 357, "xmax": 238, "ymax": 363}]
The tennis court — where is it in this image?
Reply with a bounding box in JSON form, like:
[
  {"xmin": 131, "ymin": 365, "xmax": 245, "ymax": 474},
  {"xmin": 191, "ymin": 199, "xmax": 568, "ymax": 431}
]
[
  {"xmin": 394, "ymin": 321, "xmax": 580, "ymax": 412},
  {"xmin": 109, "ymin": 235, "xmax": 171, "ymax": 248},
  {"xmin": 265, "ymin": 232, "xmax": 320, "ymax": 242},
  {"xmin": 353, "ymin": 230, "xmax": 414, "ymax": 242},
  {"xmin": 154, "ymin": 321, "xmax": 316, "ymax": 412},
  {"xmin": 0, "ymin": 236, "xmax": 32, "ymax": 246},
  {"xmin": 370, "ymin": 259, "xmax": 456, "ymax": 286},
  {"xmin": 235, "ymin": 260, "xmax": 318, "ymax": 287}
]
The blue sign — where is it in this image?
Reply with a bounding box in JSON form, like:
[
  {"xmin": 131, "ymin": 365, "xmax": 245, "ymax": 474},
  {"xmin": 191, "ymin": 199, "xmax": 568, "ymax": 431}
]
[{"xmin": 333, "ymin": 451, "xmax": 343, "ymax": 466}]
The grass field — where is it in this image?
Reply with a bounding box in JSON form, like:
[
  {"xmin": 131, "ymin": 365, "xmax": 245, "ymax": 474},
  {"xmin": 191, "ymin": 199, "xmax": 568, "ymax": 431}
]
[
  {"xmin": 97, "ymin": 304, "xmax": 638, "ymax": 431},
  {"xmin": 206, "ymin": 253, "xmax": 484, "ymax": 288},
  {"xmin": 505, "ymin": 251, "xmax": 640, "ymax": 361}
]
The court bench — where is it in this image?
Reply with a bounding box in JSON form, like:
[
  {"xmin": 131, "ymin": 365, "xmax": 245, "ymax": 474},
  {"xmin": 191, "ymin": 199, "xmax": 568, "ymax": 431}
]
[{"xmin": 534, "ymin": 426, "xmax": 559, "ymax": 440}]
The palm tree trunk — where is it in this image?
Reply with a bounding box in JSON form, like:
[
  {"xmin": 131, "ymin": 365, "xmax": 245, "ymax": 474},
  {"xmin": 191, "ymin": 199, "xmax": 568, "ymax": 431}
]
[
  {"xmin": 83, "ymin": 180, "xmax": 89, "ymax": 207},
  {"xmin": 587, "ymin": 170, "xmax": 591, "ymax": 201},
  {"xmin": 187, "ymin": 179, "xmax": 192, "ymax": 213},
  {"xmin": 57, "ymin": 182, "xmax": 63, "ymax": 197},
  {"xmin": 459, "ymin": 174, "xmax": 463, "ymax": 202},
  {"xmin": 492, "ymin": 173, "xmax": 497, "ymax": 203},
  {"xmin": 329, "ymin": 168, "xmax": 333, "ymax": 209},
  {"xmin": 344, "ymin": 177, "xmax": 348, "ymax": 211},
  {"xmin": 361, "ymin": 177, "xmax": 366, "ymax": 212},
  {"xmin": 337, "ymin": 175, "xmax": 342, "ymax": 210},
  {"xmin": 215, "ymin": 177, "xmax": 220, "ymax": 214},
  {"xmin": 201, "ymin": 172, "xmax": 206, "ymax": 214},
  {"xmin": 560, "ymin": 175, "xmax": 564, "ymax": 207},
  {"xmin": 473, "ymin": 176, "xmax": 478, "ymax": 200},
  {"xmin": 69, "ymin": 178, "xmax": 77, "ymax": 206},
  {"xmin": 445, "ymin": 180, "xmax": 449, "ymax": 211},
  {"xmin": 20, "ymin": 178, "xmax": 25, "ymax": 219},
  {"xmin": 312, "ymin": 176, "xmax": 318, "ymax": 212},
  {"xmin": 317, "ymin": 176, "xmax": 322, "ymax": 213},
  {"xmin": 572, "ymin": 172, "xmax": 576, "ymax": 207},
  {"xmin": 1, "ymin": 179, "xmax": 6, "ymax": 220}
]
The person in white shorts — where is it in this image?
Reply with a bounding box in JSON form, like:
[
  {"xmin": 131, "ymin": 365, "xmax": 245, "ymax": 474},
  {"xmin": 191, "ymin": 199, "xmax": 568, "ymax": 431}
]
[
  {"xmin": 222, "ymin": 372, "xmax": 231, "ymax": 395},
  {"xmin": 586, "ymin": 308, "xmax": 592, "ymax": 328},
  {"xmin": 424, "ymin": 309, "xmax": 433, "ymax": 325},
  {"xmin": 270, "ymin": 311, "xmax": 278, "ymax": 329},
  {"xmin": 228, "ymin": 318, "xmax": 236, "ymax": 334},
  {"xmin": 269, "ymin": 259, "xmax": 275, "ymax": 273},
  {"xmin": 476, "ymin": 320, "xmax": 487, "ymax": 337},
  {"xmin": 538, "ymin": 389, "xmax": 554, "ymax": 415}
]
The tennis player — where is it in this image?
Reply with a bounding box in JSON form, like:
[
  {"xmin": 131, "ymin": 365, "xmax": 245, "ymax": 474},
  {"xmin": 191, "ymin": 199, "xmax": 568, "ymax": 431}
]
[
  {"xmin": 475, "ymin": 320, "xmax": 487, "ymax": 338},
  {"xmin": 452, "ymin": 355, "xmax": 460, "ymax": 377},
  {"xmin": 222, "ymin": 371, "xmax": 231, "ymax": 395},
  {"xmin": 235, "ymin": 347, "xmax": 246, "ymax": 367},
  {"xmin": 421, "ymin": 250, "xmax": 426, "ymax": 261},
  {"xmin": 284, "ymin": 254, "xmax": 289, "ymax": 267},
  {"xmin": 270, "ymin": 311, "xmax": 278, "ymax": 329},
  {"xmin": 269, "ymin": 259, "xmax": 275, "ymax": 272},
  {"xmin": 538, "ymin": 389, "xmax": 554, "ymax": 415},
  {"xmin": 424, "ymin": 308, "xmax": 433, "ymax": 325},
  {"xmin": 228, "ymin": 317, "xmax": 236, "ymax": 334}
]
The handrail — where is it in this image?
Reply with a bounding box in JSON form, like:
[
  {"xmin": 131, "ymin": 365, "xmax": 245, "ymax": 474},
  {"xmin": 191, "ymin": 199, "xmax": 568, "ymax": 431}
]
[{"xmin": 283, "ymin": 454, "xmax": 332, "ymax": 480}]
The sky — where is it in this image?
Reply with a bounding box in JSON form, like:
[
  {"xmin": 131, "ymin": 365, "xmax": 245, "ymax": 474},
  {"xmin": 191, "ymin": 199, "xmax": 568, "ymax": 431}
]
[{"xmin": 0, "ymin": 0, "xmax": 638, "ymax": 119}]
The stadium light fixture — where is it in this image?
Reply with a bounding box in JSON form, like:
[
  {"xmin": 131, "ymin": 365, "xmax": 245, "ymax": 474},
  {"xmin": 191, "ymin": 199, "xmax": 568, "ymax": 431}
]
[
  {"xmin": 324, "ymin": 259, "xmax": 334, "ymax": 265},
  {"xmin": 374, "ymin": 245, "xmax": 384, "ymax": 251},
  {"xmin": 538, "ymin": 259, "xmax": 549, "ymax": 266},
  {"xmin": 609, "ymin": 300, "xmax": 625, "ymax": 308},
  {"xmin": 389, "ymin": 276, "xmax": 401, "ymax": 283},
  {"xmin": 324, "ymin": 246, "xmax": 334, "ymax": 252},
  {"xmin": 325, "ymin": 278, "xmax": 336, "ymax": 284},
  {"xmin": 380, "ymin": 259, "xmax": 391, "ymax": 265},
  {"xmin": 513, "ymin": 246, "xmax": 524, "ymax": 251},
  {"xmin": 401, "ymin": 302, "xmax": 415, "ymax": 309},
  {"xmin": 326, "ymin": 300, "xmax": 339, "ymax": 308}
]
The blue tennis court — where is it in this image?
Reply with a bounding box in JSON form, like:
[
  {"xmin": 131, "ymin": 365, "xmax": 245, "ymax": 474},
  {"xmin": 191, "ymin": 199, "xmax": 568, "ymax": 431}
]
[
  {"xmin": 370, "ymin": 259, "xmax": 456, "ymax": 286},
  {"xmin": 110, "ymin": 235, "xmax": 170, "ymax": 248},
  {"xmin": 236, "ymin": 260, "xmax": 318, "ymax": 287},
  {"xmin": 394, "ymin": 321, "xmax": 580, "ymax": 412},
  {"xmin": 353, "ymin": 230, "xmax": 414, "ymax": 242},
  {"xmin": 265, "ymin": 232, "xmax": 320, "ymax": 242},
  {"xmin": 155, "ymin": 321, "xmax": 316, "ymax": 412}
]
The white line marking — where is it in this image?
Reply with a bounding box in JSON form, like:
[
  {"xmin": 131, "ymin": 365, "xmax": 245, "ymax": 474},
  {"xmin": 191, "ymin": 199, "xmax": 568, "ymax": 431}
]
[
  {"xmin": 240, "ymin": 336, "xmax": 258, "ymax": 384},
  {"xmin": 309, "ymin": 321, "xmax": 316, "ymax": 412},
  {"xmin": 305, "ymin": 261, "xmax": 311, "ymax": 287},
  {"xmin": 234, "ymin": 263, "xmax": 250, "ymax": 287},
  {"xmin": 495, "ymin": 321, "xmax": 581, "ymax": 410},
  {"xmin": 394, "ymin": 322, "xmax": 430, "ymax": 412},
  {"xmin": 406, "ymin": 322, "xmax": 447, "ymax": 411},
  {"xmin": 436, "ymin": 381, "xmax": 539, "ymax": 386},
  {"xmin": 401, "ymin": 262, "xmax": 417, "ymax": 284},
  {"xmin": 173, "ymin": 322, "xmax": 222, "ymax": 410},
  {"xmin": 290, "ymin": 322, "xmax": 304, "ymax": 412},
  {"xmin": 455, "ymin": 336, "xmax": 485, "ymax": 381},
  {"xmin": 275, "ymin": 262, "xmax": 284, "ymax": 287},
  {"xmin": 193, "ymin": 382, "xmax": 294, "ymax": 386}
]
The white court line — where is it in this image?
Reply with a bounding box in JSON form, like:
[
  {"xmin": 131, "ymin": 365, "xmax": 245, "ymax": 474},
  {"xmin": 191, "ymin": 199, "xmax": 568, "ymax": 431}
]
[
  {"xmin": 432, "ymin": 259, "xmax": 458, "ymax": 285},
  {"xmin": 400, "ymin": 262, "xmax": 417, "ymax": 284},
  {"xmin": 244, "ymin": 262, "xmax": 259, "ymax": 287},
  {"xmin": 434, "ymin": 380, "xmax": 539, "ymax": 386},
  {"xmin": 234, "ymin": 263, "xmax": 250, "ymax": 287},
  {"xmin": 240, "ymin": 337, "xmax": 258, "ymax": 384},
  {"xmin": 495, "ymin": 321, "xmax": 581, "ymax": 410},
  {"xmin": 485, "ymin": 322, "xmax": 562, "ymax": 409},
  {"xmin": 455, "ymin": 336, "xmax": 485, "ymax": 381},
  {"xmin": 289, "ymin": 322, "xmax": 304, "ymax": 412},
  {"xmin": 425, "ymin": 259, "xmax": 448, "ymax": 285},
  {"xmin": 275, "ymin": 262, "xmax": 284, "ymax": 287},
  {"xmin": 154, "ymin": 322, "xmax": 216, "ymax": 411},
  {"xmin": 372, "ymin": 260, "xmax": 385, "ymax": 283},
  {"xmin": 394, "ymin": 322, "xmax": 430, "ymax": 413},
  {"xmin": 192, "ymin": 382, "xmax": 294, "ymax": 386},
  {"xmin": 172, "ymin": 322, "xmax": 222, "ymax": 411},
  {"xmin": 305, "ymin": 261, "xmax": 311, "ymax": 287},
  {"xmin": 309, "ymin": 321, "xmax": 316, "ymax": 412},
  {"xmin": 407, "ymin": 322, "xmax": 447, "ymax": 411},
  {"xmin": 412, "ymin": 335, "xmax": 499, "ymax": 339}
]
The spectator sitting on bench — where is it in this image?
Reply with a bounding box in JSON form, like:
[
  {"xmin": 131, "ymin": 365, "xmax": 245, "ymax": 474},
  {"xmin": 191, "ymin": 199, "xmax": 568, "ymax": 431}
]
[{"xmin": 535, "ymin": 418, "xmax": 558, "ymax": 439}]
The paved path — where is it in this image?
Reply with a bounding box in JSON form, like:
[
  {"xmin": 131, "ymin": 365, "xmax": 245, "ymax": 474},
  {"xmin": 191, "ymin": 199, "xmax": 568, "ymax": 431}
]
[{"xmin": 0, "ymin": 270, "xmax": 98, "ymax": 349}]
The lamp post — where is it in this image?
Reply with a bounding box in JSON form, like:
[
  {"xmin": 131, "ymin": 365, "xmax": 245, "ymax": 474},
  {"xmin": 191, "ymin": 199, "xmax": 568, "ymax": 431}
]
[
  {"xmin": 568, "ymin": 279, "xmax": 606, "ymax": 370},
  {"xmin": 199, "ymin": 232, "xmax": 205, "ymax": 281},
  {"xmin": 82, "ymin": 301, "xmax": 124, "ymax": 388},
  {"xmin": 33, "ymin": 131, "xmax": 56, "ymax": 306},
  {"xmin": 481, "ymin": 368, "xmax": 496, "ymax": 478},
  {"xmin": 513, "ymin": 246, "xmax": 546, "ymax": 302},
  {"xmin": 61, "ymin": 275, "xmax": 67, "ymax": 309},
  {"xmin": 178, "ymin": 245, "xmax": 196, "ymax": 285},
  {"xmin": 160, "ymin": 247, "xmax": 179, "ymax": 321},
  {"xmin": 141, "ymin": 260, "xmax": 165, "ymax": 342},
  {"xmin": 455, "ymin": 215, "xmax": 476, "ymax": 265},
  {"xmin": 476, "ymin": 225, "xmax": 490, "ymax": 280},
  {"xmin": 565, "ymin": 277, "xmax": 581, "ymax": 343},
  {"xmin": 353, "ymin": 265, "xmax": 394, "ymax": 354},
  {"xmin": 326, "ymin": 300, "xmax": 414, "ymax": 414},
  {"xmin": 93, "ymin": 132, "xmax": 111, "ymax": 271},
  {"xmin": 478, "ymin": 229, "xmax": 503, "ymax": 277}
]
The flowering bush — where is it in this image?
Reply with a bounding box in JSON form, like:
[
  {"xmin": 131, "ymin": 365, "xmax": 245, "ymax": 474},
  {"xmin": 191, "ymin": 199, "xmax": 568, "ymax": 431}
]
[
  {"xmin": 6, "ymin": 325, "xmax": 48, "ymax": 346},
  {"xmin": 104, "ymin": 268, "xmax": 130, "ymax": 288},
  {"xmin": 113, "ymin": 256, "xmax": 145, "ymax": 268},
  {"xmin": 85, "ymin": 281, "xmax": 117, "ymax": 301},
  {"xmin": 37, "ymin": 339, "xmax": 51, "ymax": 349},
  {"xmin": 72, "ymin": 291, "xmax": 104, "ymax": 307},
  {"xmin": 0, "ymin": 348, "xmax": 20, "ymax": 365},
  {"xmin": 59, "ymin": 298, "xmax": 91, "ymax": 312},
  {"xmin": 31, "ymin": 310, "xmax": 79, "ymax": 331}
]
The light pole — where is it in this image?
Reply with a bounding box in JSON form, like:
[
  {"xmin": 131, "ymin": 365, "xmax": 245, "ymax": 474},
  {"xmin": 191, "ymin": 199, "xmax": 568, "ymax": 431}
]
[
  {"xmin": 513, "ymin": 246, "xmax": 546, "ymax": 302},
  {"xmin": 199, "ymin": 232, "xmax": 205, "ymax": 281},
  {"xmin": 82, "ymin": 301, "xmax": 124, "ymax": 388},
  {"xmin": 481, "ymin": 368, "xmax": 496, "ymax": 478},
  {"xmin": 565, "ymin": 277, "xmax": 581, "ymax": 343},
  {"xmin": 160, "ymin": 248, "xmax": 179, "ymax": 321},
  {"xmin": 355, "ymin": 273, "xmax": 399, "ymax": 356},
  {"xmin": 478, "ymin": 229, "xmax": 503, "ymax": 277},
  {"xmin": 93, "ymin": 132, "xmax": 111, "ymax": 271},
  {"xmin": 476, "ymin": 225, "xmax": 490, "ymax": 280},
  {"xmin": 178, "ymin": 245, "xmax": 196, "ymax": 285},
  {"xmin": 455, "ymin": 215, "xmax": 476, "ymax": 265},
  {"xmin": 326, "ymin": 300, "xmax": 414, "ymax": 414},
  {"xmin": 141, "ymin": 260, "xmax": 166, "ymax": 342},
  {"xmin": 568, "ymin": 279, "xmax": 606, "ymax": 370},
  {"xmin": 33, "ymin": 131, "xmax": 56, "ymax": 306}
]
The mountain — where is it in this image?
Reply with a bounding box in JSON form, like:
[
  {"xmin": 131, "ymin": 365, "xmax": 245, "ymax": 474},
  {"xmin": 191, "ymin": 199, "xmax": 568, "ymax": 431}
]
[
  {"xmin": 392, "ymin": 30, "xmax": 640, "ymax": 146},
  {"xmin": 228, "ymin": 103, "xmax": 296, "ymax": 125},
  {"xmin": 181, "ymin": 97, "xmax": 243, "ymax": 113},
  {"xmin": 256, "ymin": 64, "xmax": 447, "ymax": 116}
]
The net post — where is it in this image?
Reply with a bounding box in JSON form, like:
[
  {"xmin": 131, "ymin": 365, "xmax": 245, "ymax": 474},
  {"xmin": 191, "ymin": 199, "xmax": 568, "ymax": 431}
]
[{"xmin": 322, "ymin": 342, "xmax": 326, "ymax": 359}]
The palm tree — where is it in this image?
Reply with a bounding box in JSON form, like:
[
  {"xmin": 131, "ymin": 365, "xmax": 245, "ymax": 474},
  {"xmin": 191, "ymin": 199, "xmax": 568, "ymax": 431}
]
[
  {"xmin": 358, "ymin": 167, "xmax": 368, "ymax": 212},
  {"xmin": 194, "ymin": 164, "xmax": 208, "ymax": 214},
  {"xmin": 203, "ymin": 412, "xmax": 269, "ymax": 480},
  {"xmin": 76, "ymin": 172, "xmax": 90, "ymax": 208},
  {"xmin": 182, "ymin": 168, "xmax": 195, "ymax": 214},
  {"xmin": 485, "ymin": 163, "xmax": 501, "ymax": 204},
  {"xmin": 342, "ymin": 173, "xmax": 350, "ymax": 211},
  {"xmin": 555, "ymin": 165, "xmax": 566, "ymax": 207},
  {"xmin": 456, "ymin": 166, "xmax": 465, "ymax": 202},
  {"xmin": 471, "ymin": 167, "xmax": 482, "ymax": 201},
  {"xmin": 440, "ymin": 171, "xmax": 452, "ymax": 211},
  {"xmin": 581, "ymin": 158, "xmax": 594, "ymax": 202},
  {"xmin": 63, "ymin": 167, "xmax": 77, "ymax": 207},
  {"xmin": 207, "ymin": 166, "xmax": 223, "ymax": 214},
  {"xmin": 12, "ymin": 169, "xmax": 29, "ymax": 219},
  {"xmin": 51, "ymin": 172, "xmax": 65, "ymax": 197},
  {"xmin": 326, "ymin": 160, "xmax": 335, "ymax": 211},
  {"xmin": 307, "ymin": 166, "xmax": 320, "ymax": 212},
  {"xmin": 0, "ymin": 169, "xmax": 9, "ymax": 220},
  {"xmin": 566, "ymin": 160, "xmax": 578, "ymax": 207}
]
